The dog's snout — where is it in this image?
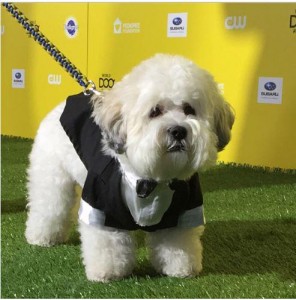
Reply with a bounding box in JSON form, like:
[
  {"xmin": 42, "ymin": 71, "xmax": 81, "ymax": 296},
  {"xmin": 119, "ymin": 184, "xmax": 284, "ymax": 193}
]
[{"xmin": 168, "ymin": 126, "xmax": 187, "ymax": 141}]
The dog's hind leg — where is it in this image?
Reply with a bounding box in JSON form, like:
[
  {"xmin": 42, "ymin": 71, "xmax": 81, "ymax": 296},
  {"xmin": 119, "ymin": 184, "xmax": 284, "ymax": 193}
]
[
  {"xmin": 25, "ymin": 151, "xmax": 78, "ymax": 246},
  {"xmin": 25, "ymin": 104, "xmax": 84, "ymax": 247}
]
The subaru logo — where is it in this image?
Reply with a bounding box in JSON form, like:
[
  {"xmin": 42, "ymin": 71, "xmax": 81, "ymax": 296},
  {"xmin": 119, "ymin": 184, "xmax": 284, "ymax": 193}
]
[
  {"xmin": 65, "ymin": 17, "xmax": 78, "ymax": 38},
  {"xmin": 264, "ymin": 82, "xmax": 276, "ymax": 91},
  {"xmin": 173, "ymin": 17, "xmax": 182, "ymax": 26},
  {"xmin": 66, "ymin": 19, "xmax": 77, "ymax": 36},
  {"xmin": 15, "ymin": 72, "xmax": 22, "ymax": 79}
]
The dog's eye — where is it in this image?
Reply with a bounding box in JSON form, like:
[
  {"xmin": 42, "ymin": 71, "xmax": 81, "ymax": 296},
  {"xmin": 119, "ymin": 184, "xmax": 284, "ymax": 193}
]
[
  {"xmin": 183, "ymin": 103, "xmax": 196, "ymax": 116},
  {"xmin": 149, "ymin": 105, "xmax": 163, "ymax": 118}
]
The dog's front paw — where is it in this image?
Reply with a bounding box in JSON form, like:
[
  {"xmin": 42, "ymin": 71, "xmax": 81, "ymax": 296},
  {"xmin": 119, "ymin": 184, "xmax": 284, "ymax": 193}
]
[
  {"xmin": 79, "ymin": 222, "xmax": 135, "ymax": 282},
  {"xmin": 85, "ymin": 268, "xmax": 132, "ymax": 283},
  {"xmin": 152, "ymin": 249, "xmax": 202, "ymax": 278},
  {"xmin": 148, "ymin": 227, "xmax": 204, "ymax": 278},
  {"xmin": 25, "ymin": 224, "xmax": 68, "ymax": 247}
]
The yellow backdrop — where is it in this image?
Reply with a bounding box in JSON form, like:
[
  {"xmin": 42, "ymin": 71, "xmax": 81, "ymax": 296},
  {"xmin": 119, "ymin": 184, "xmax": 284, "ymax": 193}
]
[{"xmin": 2, "ymin": 3, "xmax": 296, "ymax": 169}]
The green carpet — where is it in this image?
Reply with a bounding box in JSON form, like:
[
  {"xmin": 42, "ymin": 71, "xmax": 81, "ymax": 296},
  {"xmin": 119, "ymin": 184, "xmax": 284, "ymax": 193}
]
[{"xmin": 1, "ymin": 135, "xmax": 296, "ymax": 298}]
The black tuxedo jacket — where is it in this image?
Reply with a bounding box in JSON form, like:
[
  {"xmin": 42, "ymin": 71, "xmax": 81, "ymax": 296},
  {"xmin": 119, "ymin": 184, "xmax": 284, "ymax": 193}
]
[{"xmin": 60, "ymin": 93, "xmax": 203, "ymax": 232}]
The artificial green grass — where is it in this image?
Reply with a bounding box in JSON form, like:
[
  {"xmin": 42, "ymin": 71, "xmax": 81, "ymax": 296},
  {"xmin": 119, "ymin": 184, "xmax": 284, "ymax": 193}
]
[{"xmin": 1, "ymin": 135, "xmax": 296, "ymax": 298}]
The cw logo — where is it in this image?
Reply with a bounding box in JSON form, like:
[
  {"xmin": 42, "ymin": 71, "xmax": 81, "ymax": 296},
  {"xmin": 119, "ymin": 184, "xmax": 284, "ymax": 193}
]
[
  {"xmin": 225, "ymin": 16, "xmax": 247, "ymax": 30},
  {"xmin": 48, "ymin": 74, "xmax": 62, "ymax": 85}
]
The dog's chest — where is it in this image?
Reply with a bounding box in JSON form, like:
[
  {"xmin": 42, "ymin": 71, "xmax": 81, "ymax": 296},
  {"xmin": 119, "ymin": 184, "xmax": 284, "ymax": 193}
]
[{"xmin": 120, "ymin": 173, "xmax": 174, "ymax": 227}]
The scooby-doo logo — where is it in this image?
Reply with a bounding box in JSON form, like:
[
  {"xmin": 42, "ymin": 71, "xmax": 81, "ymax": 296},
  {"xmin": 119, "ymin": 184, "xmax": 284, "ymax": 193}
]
[
  {"xmin": 99, "ymin": 74, "xmax": 115, "ymax": 90},
  {"xmin": 290, "ymin": 13, "xmax": 296, "ymax": 33}
]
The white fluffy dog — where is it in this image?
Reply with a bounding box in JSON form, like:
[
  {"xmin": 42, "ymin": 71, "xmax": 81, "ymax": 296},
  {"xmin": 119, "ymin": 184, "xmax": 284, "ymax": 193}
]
[{"xmin": 25, "ymin": 54, "xmax": 234, "ymax": 282}]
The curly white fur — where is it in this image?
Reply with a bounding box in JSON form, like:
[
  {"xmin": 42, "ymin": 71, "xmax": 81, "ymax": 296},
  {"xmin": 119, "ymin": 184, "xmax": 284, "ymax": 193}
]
[
  {"xmin": 92, "ymin": 54, "xmax": 233, "ymax": 180},
  {"xmin": 26, "ymin": 54, "xmax": 234, "ymax": 282},
  {"xmin": 79, "ymin": 222, "xmax": 135, "ymax": 282},
  {"xmin": 148, "ymin": 226, "xmax": 205, "ymax": 277}
]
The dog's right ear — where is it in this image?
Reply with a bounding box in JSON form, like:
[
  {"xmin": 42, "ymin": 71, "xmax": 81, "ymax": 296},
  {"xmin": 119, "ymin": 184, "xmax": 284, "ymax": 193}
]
[{"xmin": 91, "ymin": 92, "xmax": 126, "ymax": 154}]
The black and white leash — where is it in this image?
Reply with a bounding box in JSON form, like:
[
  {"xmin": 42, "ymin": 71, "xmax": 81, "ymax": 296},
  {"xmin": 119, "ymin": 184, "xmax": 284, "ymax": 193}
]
[{"xmin": 2, "ymin": 2, "xmax": 98, "ymax": 95}]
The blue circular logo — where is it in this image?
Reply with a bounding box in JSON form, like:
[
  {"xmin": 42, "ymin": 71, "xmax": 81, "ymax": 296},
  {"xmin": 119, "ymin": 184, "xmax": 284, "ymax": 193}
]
[
  {"xmin": 15, "ymin": 72, "xmax": 22, "ymax": 79},
  {"xmin": 173, "ymin": 17, "xmax": 182, "ymax": 26},
  {"xmin": 65, "ymin": 17, "xmax": 78, "ymax": 38},
  {"xmin": 264, "ymin": 82, "xmax": 276, "ymax": 91},
  {"xmin": 66, "ymin": 20, "xmax": 76, "ymax": 36}
]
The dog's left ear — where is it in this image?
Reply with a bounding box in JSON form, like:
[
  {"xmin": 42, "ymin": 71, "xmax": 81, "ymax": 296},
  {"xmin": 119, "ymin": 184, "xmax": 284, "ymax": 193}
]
[
  {"xmin": 91, "ymin": 92, "xmax": 126, "ymax": 154},
  {"xmin": 213, "ymin": 96, "xmax": 235, "ymax": 151}
]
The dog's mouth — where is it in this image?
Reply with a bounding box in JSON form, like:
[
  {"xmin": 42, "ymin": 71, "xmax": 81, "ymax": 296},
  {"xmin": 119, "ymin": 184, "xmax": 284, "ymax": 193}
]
[{"xmin": 167, "ymin": 142, "xmax": 186, "ymax": 153}]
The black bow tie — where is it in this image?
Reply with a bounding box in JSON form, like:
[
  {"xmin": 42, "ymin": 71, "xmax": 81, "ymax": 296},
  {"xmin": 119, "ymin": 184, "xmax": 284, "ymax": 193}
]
[
  {"xmin": 136, "ymin": 179, "xmax": 158, "ymax": 198},
  {"xmin": 136, "ymin": 178, "xmax": 184, "ymax": 198}
]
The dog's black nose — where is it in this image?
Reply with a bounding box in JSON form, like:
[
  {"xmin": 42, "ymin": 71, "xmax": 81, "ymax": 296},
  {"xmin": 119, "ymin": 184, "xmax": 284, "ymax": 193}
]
[{"xmin": 168, "ymin": 126, "xmax": 187, "ymax": 141}]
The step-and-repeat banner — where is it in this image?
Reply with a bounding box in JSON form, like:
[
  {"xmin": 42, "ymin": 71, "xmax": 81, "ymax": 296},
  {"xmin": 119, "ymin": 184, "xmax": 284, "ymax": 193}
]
[{"xmin": 2, "ymin": 3, "xmax": 296, "ymax": 169}]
